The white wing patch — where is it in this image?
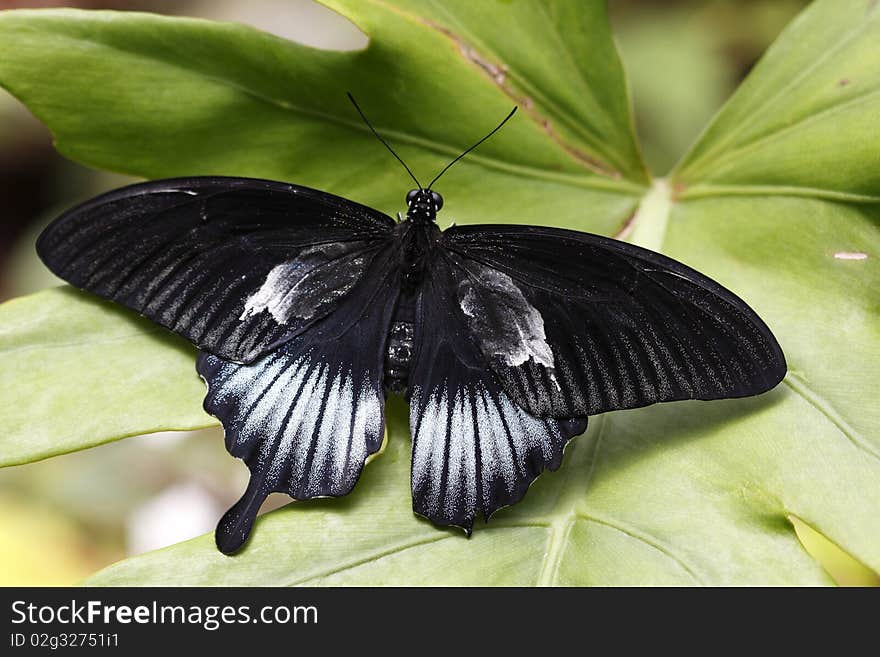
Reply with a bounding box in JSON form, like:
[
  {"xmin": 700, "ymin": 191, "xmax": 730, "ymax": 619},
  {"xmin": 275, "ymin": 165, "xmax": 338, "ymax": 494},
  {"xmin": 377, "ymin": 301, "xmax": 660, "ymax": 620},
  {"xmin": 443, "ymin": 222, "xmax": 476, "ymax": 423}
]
[
  {"xmin": 458, "ymin": 264, "xmax": 556, "ymax": 370},
  {"xmin": 202, "ymin": 347, "xmax": 382, "ymax": 500},
  {"xmin": 240, "ymin": 243, "xmax": 369, "ymax": 324},
  {"xmin": 240, "ymin": 261, "xmax": 301, "ymax": 323},
  {"xmin": 410, "ymin": 378, "xmax": 582, "ymax": 530}
]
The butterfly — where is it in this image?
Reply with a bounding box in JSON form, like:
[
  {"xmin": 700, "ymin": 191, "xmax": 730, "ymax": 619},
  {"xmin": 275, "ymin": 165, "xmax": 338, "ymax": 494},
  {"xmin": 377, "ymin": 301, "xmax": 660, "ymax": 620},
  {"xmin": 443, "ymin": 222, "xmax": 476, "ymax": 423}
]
[{"xmin": 36, "ymin": 96, "xmax": 786, "ymax": 555}]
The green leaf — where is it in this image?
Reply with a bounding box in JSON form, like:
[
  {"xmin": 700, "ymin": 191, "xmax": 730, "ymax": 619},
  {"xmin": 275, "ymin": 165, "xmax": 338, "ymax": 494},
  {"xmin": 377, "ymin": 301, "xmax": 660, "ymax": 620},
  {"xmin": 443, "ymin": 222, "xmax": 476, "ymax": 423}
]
[
  {"xmin": 1, "ymin": 0, "xmax": 879, "ymax": 585},
  {"xmin": 0, "ymin": 288, "xmax": 213, "ymax": 467},
  {"xmin": 672, "ymin": 0, "xmax": 880, "ymax": 201}
]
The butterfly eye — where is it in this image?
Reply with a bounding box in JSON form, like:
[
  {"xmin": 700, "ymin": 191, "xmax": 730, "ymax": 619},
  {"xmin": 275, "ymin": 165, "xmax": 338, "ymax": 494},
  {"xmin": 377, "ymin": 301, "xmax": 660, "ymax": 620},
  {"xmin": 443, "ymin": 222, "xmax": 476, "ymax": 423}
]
[
  {"xmin": 406, "ymin": 189, "xmax": 419, "ymax": 205},
  {"xmin": 430, "ymin": 191, "xmax": 444, "ymax": 210}
]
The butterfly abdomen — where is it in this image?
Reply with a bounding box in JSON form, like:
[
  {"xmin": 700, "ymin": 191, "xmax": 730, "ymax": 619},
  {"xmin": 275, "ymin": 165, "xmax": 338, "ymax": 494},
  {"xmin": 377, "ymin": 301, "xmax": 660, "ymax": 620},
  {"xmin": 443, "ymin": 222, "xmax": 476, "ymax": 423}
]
[
  {"xmin": 383, "ymin": 288, "xmax": 419, "ymax": 394},
  {"xmin": 384, "ymin": 320, "xmax": 414, "ymax": 394}
]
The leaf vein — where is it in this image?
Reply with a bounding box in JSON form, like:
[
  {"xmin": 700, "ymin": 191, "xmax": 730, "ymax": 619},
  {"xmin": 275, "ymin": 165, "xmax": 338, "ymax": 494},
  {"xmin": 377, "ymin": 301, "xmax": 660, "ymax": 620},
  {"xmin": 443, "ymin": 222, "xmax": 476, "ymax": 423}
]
[
  {"xmin": 694, "ymin": 87, "xmax": 880, "ymax": 177},
  {"xmin": 575, "ymin": 512, "xmax": 706, "ymax": 585},
  {"xmin": 282, "ymin": 534, "xmax": 453, "ymax": 585},
  {"xmin": 0, "ymin": 328, "xmax": 172, "ymax": 356},
  {"xmin": 678, "ymin": 184, "xmax": 880, "ymax": 203},
  {"xmin": 679, "ymin": 14, "xmax": 874, "ymax": 173},
  {"xmin": 535, "ymin": 416, "xmax": 608, "ymax": 586},
  {"xmin": 784, "ymin": 373, "xmax": 880, "ymax": 462}
]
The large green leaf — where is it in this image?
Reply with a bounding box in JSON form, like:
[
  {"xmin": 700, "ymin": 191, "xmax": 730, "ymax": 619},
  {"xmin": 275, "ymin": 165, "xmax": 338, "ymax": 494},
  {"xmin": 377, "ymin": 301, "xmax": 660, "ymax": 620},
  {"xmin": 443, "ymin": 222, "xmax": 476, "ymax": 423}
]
[
  {"xmin": 0, "ymin": 0, "xmax": 878, "ymax": 585},
  {"xmin": 0, "ymin": 288, "xmax": 213, "ymax": 466}
]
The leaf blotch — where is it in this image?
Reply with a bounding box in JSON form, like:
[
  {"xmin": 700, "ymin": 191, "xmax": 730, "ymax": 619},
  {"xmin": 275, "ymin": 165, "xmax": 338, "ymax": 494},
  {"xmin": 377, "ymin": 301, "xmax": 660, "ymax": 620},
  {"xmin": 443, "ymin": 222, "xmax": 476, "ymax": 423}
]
[{"xmin": 420, "ymin": 17, "xmax": 620, "ymax": 179}]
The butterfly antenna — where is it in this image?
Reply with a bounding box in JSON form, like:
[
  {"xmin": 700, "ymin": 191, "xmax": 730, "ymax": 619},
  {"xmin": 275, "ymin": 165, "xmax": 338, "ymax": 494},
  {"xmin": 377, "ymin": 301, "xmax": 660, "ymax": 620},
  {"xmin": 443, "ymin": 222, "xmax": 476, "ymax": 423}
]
[
  {"xmin": 347, "ymin": 92, "xmax": 422, "ymax": 189},
  {"xmin": 427, "ymin": 106, "xmax": 517, "ymax": 190}
]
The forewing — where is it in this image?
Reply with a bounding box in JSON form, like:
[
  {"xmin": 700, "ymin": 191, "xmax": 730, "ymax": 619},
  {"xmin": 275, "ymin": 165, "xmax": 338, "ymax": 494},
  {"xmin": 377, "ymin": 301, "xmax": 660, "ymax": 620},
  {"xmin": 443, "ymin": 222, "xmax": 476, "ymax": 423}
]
[
  {"xmin": 443, "ymin": 224, "xmax": 787, "ymax": 418},
  {"xmin": 37, "ymin": 176, "xmax": 395, "ymax": 362},
  {"xmin": 199, "ymin": 247, "xmax": 399, "ymax": 554},
  {"xmin": 409, "ymin": 255, "xmax": 587, "ymax": 531}
]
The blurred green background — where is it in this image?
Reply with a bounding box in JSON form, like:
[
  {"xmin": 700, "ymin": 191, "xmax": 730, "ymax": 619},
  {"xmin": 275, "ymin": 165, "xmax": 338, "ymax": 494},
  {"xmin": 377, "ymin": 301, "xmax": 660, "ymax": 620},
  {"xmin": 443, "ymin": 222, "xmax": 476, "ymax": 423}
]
[{"xmin": 0, "ymin": 0, "xmax": 875, "ymax": 586}]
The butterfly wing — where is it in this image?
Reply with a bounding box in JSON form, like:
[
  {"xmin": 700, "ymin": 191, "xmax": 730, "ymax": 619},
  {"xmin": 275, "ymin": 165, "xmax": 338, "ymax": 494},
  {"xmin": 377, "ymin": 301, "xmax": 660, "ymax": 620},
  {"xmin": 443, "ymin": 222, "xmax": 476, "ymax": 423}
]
[
  {"xmin": 442, "ymin": 224, "xmax": 787, "ymax": 418},
  {"xmin": 199, "ymin": 244, "xmax": 401, "ymax": 554},
  {"xmin": 37, "ymin": 176, "xmax": 396, "ymax": 363},
  {"xmin": 408, "ymin": 254, "xmax": 587, "ymax": 531}
]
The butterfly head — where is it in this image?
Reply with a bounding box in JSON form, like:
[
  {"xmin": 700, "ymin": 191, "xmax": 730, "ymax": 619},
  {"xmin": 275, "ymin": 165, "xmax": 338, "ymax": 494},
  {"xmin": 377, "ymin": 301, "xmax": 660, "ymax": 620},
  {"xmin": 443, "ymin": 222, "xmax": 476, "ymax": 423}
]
[
  {"xmin": 346, "ymin": 93, "xmax": 515, "ymax": 224},
  {"xmin": 406, "ymin": 189, "xmax": 443, "ymax": 222}
]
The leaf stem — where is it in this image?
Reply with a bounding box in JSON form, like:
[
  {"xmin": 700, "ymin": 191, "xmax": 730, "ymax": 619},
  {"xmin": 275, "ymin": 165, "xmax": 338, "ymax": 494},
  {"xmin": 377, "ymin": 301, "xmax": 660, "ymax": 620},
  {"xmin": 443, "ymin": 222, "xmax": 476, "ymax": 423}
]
[{"xmin": 627, "ymin": 178, "xmax": 673, "ymax": 252}]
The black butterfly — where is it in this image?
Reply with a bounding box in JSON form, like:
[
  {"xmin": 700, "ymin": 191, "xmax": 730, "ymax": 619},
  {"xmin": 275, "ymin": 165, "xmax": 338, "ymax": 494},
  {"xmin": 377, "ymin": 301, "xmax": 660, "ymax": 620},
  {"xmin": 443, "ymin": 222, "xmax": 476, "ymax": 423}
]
[{"xmin": 36, "ymin": 97, "xmax": 786, "ymax": 555}]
